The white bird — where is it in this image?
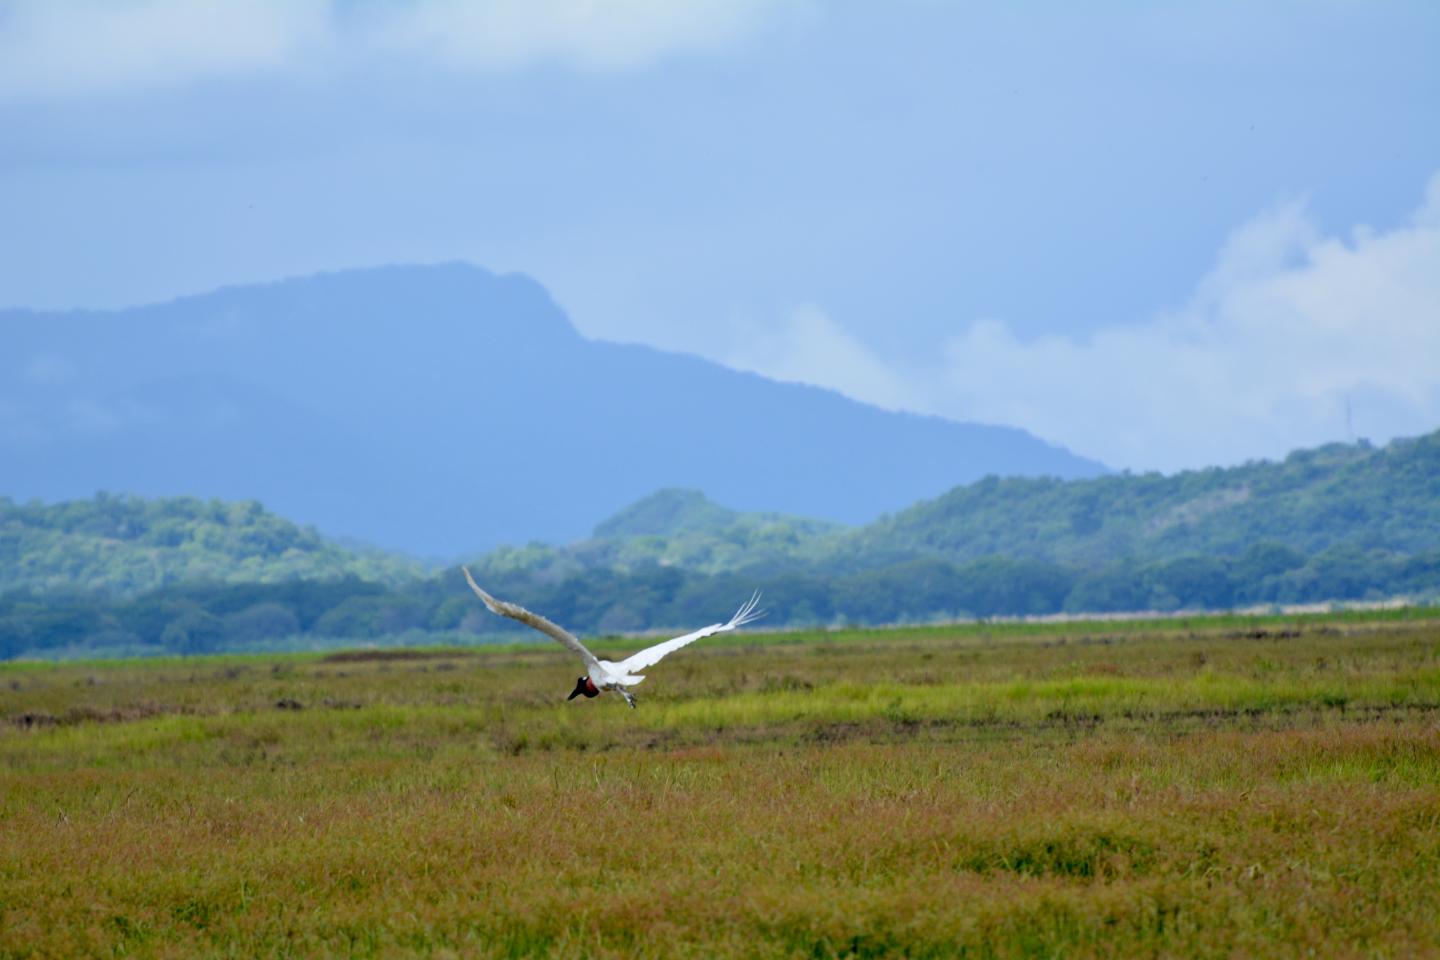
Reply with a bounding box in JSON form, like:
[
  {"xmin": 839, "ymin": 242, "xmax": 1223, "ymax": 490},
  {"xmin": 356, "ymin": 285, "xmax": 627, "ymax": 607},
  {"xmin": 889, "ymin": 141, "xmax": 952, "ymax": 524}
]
[{"xmin": 462, "ymin": 567, "xmax": 762, "ymax": 708}]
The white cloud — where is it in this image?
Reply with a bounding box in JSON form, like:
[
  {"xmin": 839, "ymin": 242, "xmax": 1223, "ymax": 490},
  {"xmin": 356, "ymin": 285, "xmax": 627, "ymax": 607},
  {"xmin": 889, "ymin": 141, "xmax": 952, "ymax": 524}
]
[
  {"xmin": 359, "ymin": 0, "xmax": 799, "ymax": 74},
  {"xmin": 726, "ymin": 174, "xmax": 1440, "ymax": 472},
  {"xmin": 937, "ymin": 175, "xmax": 1440, "ymax": 471},
  {"xmin": 0, "ymin": 1, "xmax": 331, "ymax": 101},
  {"xmin": 723, "ymin": 304, "xmax": 920, "ymax": 414},
  {"xmin": 0, "ymin": 0, "xmax": 803, "ymax": 102}
]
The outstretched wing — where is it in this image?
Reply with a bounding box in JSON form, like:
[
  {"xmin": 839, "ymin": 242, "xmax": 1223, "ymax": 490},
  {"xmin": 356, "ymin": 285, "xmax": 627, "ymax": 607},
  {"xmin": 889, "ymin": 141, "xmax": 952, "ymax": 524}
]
[
  {"xmin": 619, "ymin": 591, "xmax": 764, "ymax": 674},
  {"xmin": 462, "ymin": 567, "xmax": 602, "ymax": 671}
]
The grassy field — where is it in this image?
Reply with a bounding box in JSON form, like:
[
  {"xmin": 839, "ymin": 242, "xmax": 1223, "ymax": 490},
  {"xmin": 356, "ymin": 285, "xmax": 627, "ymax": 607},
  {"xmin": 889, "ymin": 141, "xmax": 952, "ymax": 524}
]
[{"xmin": 3, "ymin": 610, "xmax": 1440, "ymax": 957}]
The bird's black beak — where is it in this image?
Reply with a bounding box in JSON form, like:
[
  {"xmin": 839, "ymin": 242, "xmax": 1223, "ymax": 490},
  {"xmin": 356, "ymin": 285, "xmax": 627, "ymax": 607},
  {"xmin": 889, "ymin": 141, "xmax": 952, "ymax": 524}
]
[{"xmin": 568, "ymin": 678, "xmax": 587, "ymax": 700}]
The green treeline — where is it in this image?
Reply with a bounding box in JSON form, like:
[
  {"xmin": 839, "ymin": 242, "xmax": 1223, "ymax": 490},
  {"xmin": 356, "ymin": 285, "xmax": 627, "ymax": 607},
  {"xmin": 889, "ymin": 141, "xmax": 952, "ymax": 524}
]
[{"xmin": 5, "ymin": 543, "xmax": 1438, "ymax": 659}]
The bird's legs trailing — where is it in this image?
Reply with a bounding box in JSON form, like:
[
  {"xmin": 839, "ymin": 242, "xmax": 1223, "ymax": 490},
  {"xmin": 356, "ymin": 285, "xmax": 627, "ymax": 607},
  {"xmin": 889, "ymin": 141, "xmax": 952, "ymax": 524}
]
[{"xmin": 619, "ymin": 689, "xmax": 638, "ymax": 709}]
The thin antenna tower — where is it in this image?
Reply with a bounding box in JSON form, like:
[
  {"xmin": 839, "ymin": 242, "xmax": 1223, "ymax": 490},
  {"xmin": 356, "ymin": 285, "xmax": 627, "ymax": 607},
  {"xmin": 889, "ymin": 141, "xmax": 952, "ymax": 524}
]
[{"xmin": 1345, "ymin": 395, "xmax": 1354, "ymax": 443}]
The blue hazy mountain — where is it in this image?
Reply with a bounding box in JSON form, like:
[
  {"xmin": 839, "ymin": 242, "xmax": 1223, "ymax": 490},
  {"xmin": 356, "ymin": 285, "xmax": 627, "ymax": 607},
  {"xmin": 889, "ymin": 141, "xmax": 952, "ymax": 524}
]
[{"xmin": 2, "ymin": 263, "xmax": 1105, "ymax": 556}]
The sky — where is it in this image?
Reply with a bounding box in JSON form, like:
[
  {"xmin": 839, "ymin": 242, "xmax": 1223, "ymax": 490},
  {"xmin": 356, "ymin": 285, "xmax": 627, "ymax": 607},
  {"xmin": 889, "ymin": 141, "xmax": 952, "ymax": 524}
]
[{"xmin": 3, "ymin": 0, "xmax": 1438, "ymax": 473}]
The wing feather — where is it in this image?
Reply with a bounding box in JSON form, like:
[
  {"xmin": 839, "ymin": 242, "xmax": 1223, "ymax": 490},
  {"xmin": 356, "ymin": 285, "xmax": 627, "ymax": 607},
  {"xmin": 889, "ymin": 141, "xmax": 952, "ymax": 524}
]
[
  {"xmin": 462, "ymin": 567, "xmax": 602, "ymax": 671},
  {"xmin": 619, "ymin": 591, "xmax": 764, "ymax": 674}
]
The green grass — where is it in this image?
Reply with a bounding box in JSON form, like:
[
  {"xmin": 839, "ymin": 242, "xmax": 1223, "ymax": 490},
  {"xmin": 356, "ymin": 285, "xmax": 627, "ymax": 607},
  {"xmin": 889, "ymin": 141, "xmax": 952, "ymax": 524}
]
[{"xmin": 4, "ymin": 613, "xmax": 1440, "ymax": 957}]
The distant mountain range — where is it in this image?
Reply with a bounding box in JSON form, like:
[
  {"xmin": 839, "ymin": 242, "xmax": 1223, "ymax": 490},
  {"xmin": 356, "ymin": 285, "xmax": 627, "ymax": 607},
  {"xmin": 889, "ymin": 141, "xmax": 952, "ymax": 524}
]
[{"xmin": 1, "ymin": 263, "xmax": 1104, "ymax": 557}]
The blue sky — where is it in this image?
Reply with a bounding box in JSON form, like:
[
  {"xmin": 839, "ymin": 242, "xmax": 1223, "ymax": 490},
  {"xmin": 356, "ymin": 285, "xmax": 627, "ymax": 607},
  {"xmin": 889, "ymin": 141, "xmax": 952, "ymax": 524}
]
[{"xmin": 3, "ymin": 0, "xmax": 1438, "ymax": 472}]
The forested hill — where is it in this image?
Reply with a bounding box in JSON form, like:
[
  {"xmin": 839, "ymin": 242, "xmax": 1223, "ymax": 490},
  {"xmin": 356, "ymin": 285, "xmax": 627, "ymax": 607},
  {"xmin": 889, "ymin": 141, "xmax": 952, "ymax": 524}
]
[
  {"xmin": 0, "ymin": 494, "xmax": 422, "ymax": 596},
  {"xmin": 5, "ymin": 431, "xmax": 1439, "ymax": 659},
  {"xmin": 465, "ymin": 431, "xmax": 1440, "ymax": 579},
  {"xmin": 19, "ymin": 432, "xmax": 1430, "ymax": 601},
  {"xmin": 593, "ymin": 488, "xmax": 839, "ymax": 541},
  {"xmin": 846, "ymin": 431, "xmax": 1440, "ymax": 568}
]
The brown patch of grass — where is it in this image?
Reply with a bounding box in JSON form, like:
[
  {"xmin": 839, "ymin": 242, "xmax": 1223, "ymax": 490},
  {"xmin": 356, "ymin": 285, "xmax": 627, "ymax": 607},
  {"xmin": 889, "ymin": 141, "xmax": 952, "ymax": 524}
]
[{"xmin": 9, "ymin": 702, "xmax": 189, "ymax": 730}]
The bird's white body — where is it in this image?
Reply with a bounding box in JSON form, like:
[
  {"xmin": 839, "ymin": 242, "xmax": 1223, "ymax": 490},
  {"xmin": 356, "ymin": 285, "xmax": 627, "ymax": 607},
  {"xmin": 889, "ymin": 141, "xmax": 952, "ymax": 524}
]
[
  {"xmin": 590, "ymin": 661, "xmax": 644, "ymax": 690},
  {"xmin": 462, "ymin": 567, "xmax": 761, "ymax": 707}
]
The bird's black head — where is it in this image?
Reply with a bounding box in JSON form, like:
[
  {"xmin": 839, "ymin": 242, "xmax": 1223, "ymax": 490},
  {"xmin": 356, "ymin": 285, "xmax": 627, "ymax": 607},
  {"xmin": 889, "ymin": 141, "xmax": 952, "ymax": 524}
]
[{"xmin": 568, "ymin": 676, "xmax": 598, "ymax": 700}]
